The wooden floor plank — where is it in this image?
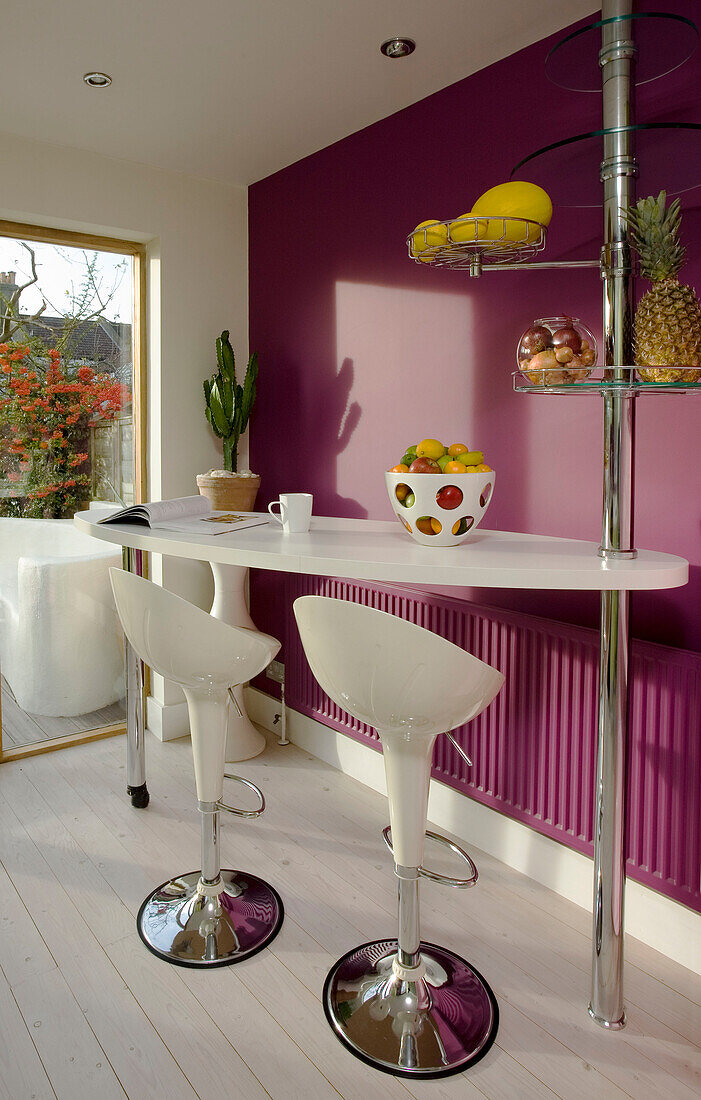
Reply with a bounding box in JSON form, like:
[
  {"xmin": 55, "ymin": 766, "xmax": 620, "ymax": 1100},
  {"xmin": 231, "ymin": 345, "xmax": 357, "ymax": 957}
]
[
  {"xmin": 128, "ymin": 741, "xmax": 632, "ymax": 1100},
  {"xmin": 1, "ymin": 731, "xmax": 698, "ymax": 1100},
  {"xmin": 12, "ymin": 968, "xmax": 127, "ymax": 1100},
  {"xmin": 0, "ymin": 761, "xmax": 134, "ymax": 947},
  {"xmin": 55, "ymin": 937, "xmax": 199, "ymax": 1100},
  {"xmin": 178, "ymin": 964, "xmax": 343, "ymax": 1100},
  {"xmin": 25, "ymin": 752, "xmax": 160, "ymax": 917},
  {"xmin": 0, "ymin": 974, "xmax": 56, "ymax": 1100},
  {"xmin": 0, "ymin": 794, "xmax": 111, "ymax": 971},
  {"xmin": 145, "ymin": 735, "xmax": 700, "ymax": 1099},
  {"xmin": 0, "ymin": 860, "xmax": 57, "ymax": 989},
  {"xmin": 106, "ymin": 935, "xmax": 271, "ymax": 1100}
]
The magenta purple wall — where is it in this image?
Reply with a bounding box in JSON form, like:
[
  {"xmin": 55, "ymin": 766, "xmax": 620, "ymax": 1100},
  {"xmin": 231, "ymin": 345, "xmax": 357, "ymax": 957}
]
[
  {"xmin": 249, "ymin": 3, "xmax": 701, "ymax": 652},
  {"xmin": 248, "ymin": 5, "xmax": 701, "ymax": 907}
]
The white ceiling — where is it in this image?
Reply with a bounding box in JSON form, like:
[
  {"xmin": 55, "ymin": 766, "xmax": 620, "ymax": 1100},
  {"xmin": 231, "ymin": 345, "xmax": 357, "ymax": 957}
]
[{"xmin": 6, "ymin": 0, "xmax": 594, "ymax": 186}]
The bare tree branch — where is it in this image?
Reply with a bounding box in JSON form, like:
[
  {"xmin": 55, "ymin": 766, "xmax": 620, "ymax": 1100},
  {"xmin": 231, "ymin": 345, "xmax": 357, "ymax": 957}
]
[{"xmin": 0, "ymin": 243, "xmax": 49, "ymax": 343}]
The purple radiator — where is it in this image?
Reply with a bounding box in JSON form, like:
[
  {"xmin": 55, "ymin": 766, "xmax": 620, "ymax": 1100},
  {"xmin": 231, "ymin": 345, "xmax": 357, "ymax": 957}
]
[{"xmin": 282, "ymin": 574, "xmax": 701, "ymax": 914}]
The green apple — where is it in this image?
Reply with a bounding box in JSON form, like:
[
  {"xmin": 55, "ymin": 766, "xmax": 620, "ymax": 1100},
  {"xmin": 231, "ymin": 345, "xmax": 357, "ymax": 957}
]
[
  {"xmin": 437, "ymin": 454, "xmax": 451, "ymax": 472},
  {"xmin": 403, "ymin": 492, "xmax": 415, "ymax": 508}
]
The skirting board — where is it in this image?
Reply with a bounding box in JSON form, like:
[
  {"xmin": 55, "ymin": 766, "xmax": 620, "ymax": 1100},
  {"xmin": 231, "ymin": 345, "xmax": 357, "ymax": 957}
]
[
  {"xmin": 246, "ymin": 684, "xmax": 701, "ymax": 975},
  {"xmin": 146, "ymin": 695, "xmax": 190, "ymax": 742}
]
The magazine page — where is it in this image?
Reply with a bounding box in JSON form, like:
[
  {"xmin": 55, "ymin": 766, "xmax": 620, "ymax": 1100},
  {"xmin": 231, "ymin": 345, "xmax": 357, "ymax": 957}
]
[
  {"xmin": 98, "ymin": 496, "xmax": 211, "ymax": 526},
  {"xmin": 155, "ymin": 511, "xmax": 269, "ymax": 535}
]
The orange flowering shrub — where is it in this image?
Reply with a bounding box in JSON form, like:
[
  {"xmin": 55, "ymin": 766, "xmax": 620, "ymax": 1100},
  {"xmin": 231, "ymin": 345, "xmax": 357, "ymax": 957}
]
[{"xmin": 0, "ymin": 343, "xmax": 129, "ymax": 518}]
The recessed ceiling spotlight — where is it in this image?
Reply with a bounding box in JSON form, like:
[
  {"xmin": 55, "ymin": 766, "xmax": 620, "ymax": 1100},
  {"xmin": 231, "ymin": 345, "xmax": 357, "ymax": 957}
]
[
  {"xmin": 380, "ymin": 37, "xmax": 416, "ymax": 59},
  {"xmin": 83, "ymin": 72, "xmax": 112, "ymax": 88}
]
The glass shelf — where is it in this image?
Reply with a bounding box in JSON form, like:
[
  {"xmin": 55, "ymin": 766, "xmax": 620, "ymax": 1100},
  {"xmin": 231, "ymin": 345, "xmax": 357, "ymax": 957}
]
[
  {"xmin": 546, "ymin": 12, "xmax": 698, "ymax": 93},
  {"xmin": 511, "ymin": 122, "xmax": 701, "ymax": 208},
  {"xmin": 513, "ymin": 366, "xmax": 701, "ymax": 396}
]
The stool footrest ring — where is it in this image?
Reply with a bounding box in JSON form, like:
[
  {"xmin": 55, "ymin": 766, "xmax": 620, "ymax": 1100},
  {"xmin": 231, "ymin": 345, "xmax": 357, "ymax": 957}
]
[
  {"xmin": 218, "ymin": 774, "xmax": 265, "ymax": 817},
  {"xmin": 383, "ymin": 826, "xmax": 478, "ymax": 888}
]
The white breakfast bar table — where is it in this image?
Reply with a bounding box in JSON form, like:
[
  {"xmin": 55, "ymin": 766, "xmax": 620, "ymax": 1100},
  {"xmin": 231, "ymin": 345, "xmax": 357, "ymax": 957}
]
[{"xmin": 75, "ymin": 509, "xmax": 688, "ymax": 1026}]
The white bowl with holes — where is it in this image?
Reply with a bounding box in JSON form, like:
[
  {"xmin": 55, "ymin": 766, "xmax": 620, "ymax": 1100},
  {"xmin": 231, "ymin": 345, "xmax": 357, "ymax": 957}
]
[{"xmin": 385, "ymin": 470, "xmax": 495, "ymax": 547}]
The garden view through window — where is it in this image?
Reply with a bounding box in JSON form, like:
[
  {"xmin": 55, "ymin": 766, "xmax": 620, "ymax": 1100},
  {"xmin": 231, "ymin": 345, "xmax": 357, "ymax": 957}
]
[{"xmin": 0, "ymin": 231, "xmax": 141, "ymax": 754}]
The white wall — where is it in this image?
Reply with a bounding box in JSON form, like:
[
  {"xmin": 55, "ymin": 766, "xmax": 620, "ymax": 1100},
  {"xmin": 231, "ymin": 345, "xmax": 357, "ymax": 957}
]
[{"xmin": 1, "ymin": 130, "xmax": 249, "ymax": 728}]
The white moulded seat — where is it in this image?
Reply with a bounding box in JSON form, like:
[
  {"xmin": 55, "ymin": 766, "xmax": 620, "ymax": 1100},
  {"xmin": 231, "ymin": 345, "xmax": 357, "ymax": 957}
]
[
  {"xmin": 294, "ymin": 595, "xmax": 505, "ymax": 1080},
  {"xmin": 110, "ymin": 568, "xmax": 283, "ymax": 967}
]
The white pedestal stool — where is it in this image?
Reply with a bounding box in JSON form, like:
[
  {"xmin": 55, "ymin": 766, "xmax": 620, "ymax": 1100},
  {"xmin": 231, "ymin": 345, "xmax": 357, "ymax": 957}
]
[
  {"xmin": 294, "ymin": 595, "xmax": 505, "ymax": 1079},
  {"xmin": 110, "ymin": 568, "xmax": 284, "ymax": 967}
]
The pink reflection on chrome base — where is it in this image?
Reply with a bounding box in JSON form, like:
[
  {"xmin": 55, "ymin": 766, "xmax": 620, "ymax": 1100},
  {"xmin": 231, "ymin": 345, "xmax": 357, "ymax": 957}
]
[{"xmin": 324, "ymin": 939, "xmax": 498, "ymax": 1079}]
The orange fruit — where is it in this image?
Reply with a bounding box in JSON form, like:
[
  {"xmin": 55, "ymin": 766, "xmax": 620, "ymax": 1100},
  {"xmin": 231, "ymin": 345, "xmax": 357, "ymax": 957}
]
[
  {"xmin": 391, "ymin": 463, "xmax": 409, "ymax": 473},
  {"xmin": 448, "ymin": 443, "xmax": 469, "ymax": 456},
  {"xmin": 395, "ymin": 483, "xmax": 410, "ymax": 501},
  {"xmin": 416, "ymin": 516, "xmax": 435, "ymax": 536},
  {"xmin": 476, "ymin": 463, "xmax": 492, "ymax": 472},
  {"xmin": 444, "ymin": 460, "xmax": 466, "ymax": 473},
  {"xmin": 430, "ymin": 518, "xmax": 442, "ymax": 534}
]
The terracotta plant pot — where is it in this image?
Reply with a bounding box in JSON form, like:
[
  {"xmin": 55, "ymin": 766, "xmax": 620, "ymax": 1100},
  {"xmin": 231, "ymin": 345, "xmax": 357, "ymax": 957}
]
[{"xmin": 196, "ymin": 472, "xmax": 261, "ymax": 512}]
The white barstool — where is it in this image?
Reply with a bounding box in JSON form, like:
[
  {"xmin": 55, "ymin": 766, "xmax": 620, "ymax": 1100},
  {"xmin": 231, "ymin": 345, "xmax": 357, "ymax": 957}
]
[
  {"xmin": 294, "ymin": 595, "xmax": 505, "ymax": 1079},
  {"xmin": 110, "ymin": 568, "xmax": 284, "ymax": 967}
]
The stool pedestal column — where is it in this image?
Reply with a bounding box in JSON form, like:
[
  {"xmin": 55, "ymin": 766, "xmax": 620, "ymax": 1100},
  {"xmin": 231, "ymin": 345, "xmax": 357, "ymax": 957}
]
[
  {"xmin": 136, "ymin": 690, "xmax": 283, "ymax": 967},
  {"xmin": 323, "ymin": 728, "xmax": 498, "ymax": 1079}
]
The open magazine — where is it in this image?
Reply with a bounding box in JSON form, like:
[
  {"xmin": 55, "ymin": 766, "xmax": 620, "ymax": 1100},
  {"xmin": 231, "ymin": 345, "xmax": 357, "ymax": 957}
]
[{"xmin": 98, "ymin": 495, "xmax": 268, "ymax": 535}]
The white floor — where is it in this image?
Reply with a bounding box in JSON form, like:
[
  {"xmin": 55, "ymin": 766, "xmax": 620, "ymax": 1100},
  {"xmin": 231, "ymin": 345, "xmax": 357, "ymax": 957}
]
[{"xmin": 0, "ymin": 731, "xmax": 698, "ymax": 1100}]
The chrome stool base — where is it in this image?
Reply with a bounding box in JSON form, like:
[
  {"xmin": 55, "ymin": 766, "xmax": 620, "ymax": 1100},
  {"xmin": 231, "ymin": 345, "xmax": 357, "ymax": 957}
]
[
  {"xmin": 323, "ymin": 938, "xmax": 498, "ymax": 1079},
  {"xmin": 137, "ymin": 869, "xmax": 283, "ymax": 968}
]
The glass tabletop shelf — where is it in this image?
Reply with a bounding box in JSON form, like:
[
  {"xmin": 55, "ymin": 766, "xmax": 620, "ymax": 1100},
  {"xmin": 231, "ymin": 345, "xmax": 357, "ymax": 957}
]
[
  {"xmin": 510, "ymin": 122, "xmax": 701, "ymax": 209},
  {"xmin": 545, "ymin": 11, "xmax": 698, "ymax": 93},
  {"xmin": 513, "ymin": 366, "xmax": 701, "ymax": 396}
]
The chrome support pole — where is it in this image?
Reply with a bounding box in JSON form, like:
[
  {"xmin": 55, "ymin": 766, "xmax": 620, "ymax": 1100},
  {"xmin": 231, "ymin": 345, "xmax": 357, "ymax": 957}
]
[
  {"xmin": 199, "ymin": 802, "xmax": 221, "ymax": 885},
  {"xmin": 396, "ymin": 865, "xmax": 421, "ymax": 970},
  {"xmin": 591, "ymin": 0, "xmax": 636, "ymax": 1029},
  {"xmin": 122, "ymin": 546, "xmax": 149, "ymax": 808}
]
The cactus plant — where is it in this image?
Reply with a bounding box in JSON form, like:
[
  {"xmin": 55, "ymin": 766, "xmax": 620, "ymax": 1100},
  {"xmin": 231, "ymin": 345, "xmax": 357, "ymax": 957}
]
[{"xmin": 203, "ymin": 331, "xmax": 258, "ymax": 472}]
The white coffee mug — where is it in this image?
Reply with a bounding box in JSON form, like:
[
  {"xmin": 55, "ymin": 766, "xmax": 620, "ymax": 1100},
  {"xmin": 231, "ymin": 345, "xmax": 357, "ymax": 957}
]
[{"xmin": 268, "ymin": 493, "xmax": 313, "ymax": 533}]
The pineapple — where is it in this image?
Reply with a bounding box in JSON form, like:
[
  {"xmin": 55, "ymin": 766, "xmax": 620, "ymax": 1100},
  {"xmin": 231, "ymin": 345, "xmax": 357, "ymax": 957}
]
[{"xmin": 626, "ymin": 191, "xmax": 701, "ymax": 384}]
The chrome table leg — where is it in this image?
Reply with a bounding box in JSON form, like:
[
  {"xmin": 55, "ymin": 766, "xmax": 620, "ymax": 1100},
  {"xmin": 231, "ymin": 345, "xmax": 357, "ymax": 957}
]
[
  {"xmin": 591, "ymin": 0, "xmax": 636, "ymax": 1027},
  {"xmin": 122, "ymin": 546, "xmax": 148, "ymax": 808}
]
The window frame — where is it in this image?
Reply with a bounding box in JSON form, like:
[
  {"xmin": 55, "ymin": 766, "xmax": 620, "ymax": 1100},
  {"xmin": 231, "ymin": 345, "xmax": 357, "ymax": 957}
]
[{"xmin": 0, "ymin": 220, "xmax": 147, "ymax": 761}]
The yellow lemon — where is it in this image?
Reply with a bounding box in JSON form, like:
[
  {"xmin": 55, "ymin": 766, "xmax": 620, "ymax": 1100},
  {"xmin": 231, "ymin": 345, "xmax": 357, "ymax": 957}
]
[
  {"xmin": 411, "ymin": 220, "xmax": 448, "ymax": 257},
  {"xmin": 448, "ymin": 213, "xmax": 488, "ymax": 243},
  {"xmin": 416, "ymin": 438, "xmax": 446, "ymax": 460},
  {"xmin": 470, "ymin": 181, "xmax": 552, "ymax": 244}
]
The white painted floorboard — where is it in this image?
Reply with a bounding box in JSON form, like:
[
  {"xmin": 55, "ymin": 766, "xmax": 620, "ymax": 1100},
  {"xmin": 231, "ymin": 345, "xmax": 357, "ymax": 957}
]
[{"xmin": 0, "ymin": 731, "xmax": 698, "ymax": 1100}]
